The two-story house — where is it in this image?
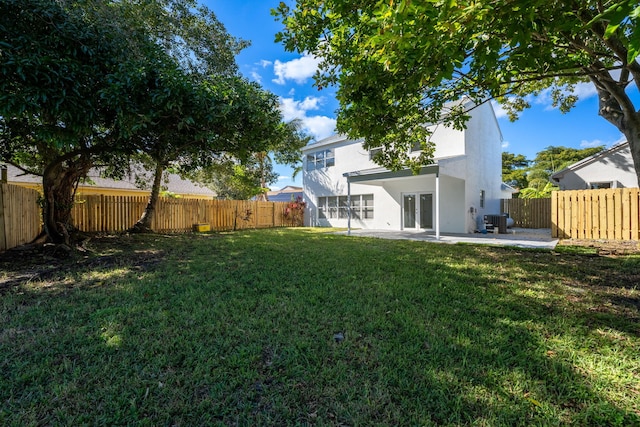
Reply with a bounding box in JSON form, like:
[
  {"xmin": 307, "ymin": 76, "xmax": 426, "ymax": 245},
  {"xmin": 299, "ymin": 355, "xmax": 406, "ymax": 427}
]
[{"xmin": 302, "ymin": 100, "xmax": 503, "ymax": 236}]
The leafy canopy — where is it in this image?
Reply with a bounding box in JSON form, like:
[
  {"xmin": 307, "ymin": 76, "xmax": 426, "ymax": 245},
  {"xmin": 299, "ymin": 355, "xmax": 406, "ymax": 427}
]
[{"xmin": 274, "ymin": 1, "xmax": 640, "ymax": 182}]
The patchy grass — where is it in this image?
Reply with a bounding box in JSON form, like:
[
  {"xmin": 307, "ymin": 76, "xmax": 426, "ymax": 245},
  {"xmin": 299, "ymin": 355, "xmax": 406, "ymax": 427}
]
[{"xmin": 1, "ymin": 228, "xmax": 639, "ymax": 426}]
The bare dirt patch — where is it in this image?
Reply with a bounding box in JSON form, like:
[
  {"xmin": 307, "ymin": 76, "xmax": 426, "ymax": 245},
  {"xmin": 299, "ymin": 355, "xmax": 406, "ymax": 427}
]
[{"xmin": 557, "ymin": 238, "xmax": 640, "ymax": 256}]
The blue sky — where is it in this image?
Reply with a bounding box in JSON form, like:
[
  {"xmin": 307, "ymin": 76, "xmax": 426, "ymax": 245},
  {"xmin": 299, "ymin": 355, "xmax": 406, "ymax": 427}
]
[{"xmin": 208, "ymin": 0, "xmax": 637, "ymax": 189}]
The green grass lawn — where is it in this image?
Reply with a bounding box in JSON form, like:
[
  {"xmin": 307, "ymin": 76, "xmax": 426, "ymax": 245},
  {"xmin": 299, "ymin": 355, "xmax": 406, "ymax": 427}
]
[{"xmin": 1, "ymin": 228, "xmax": 639, "ymax": 426}]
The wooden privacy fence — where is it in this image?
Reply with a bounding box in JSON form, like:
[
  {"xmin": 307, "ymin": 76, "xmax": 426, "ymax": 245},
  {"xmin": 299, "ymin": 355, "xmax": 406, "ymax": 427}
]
[
  {"xmin": 500, "ymin": 198, "xmax": 551, "ymax": 228},
  {"xmin": 552, "ymin": 188, "xmax": 640, "ymax": 240},
  {"xmin": 71, "ymin": 195, "xmax": 301, "ymax": 233},
  {"xmin": 0, "ymin": 184, "xmax": 42, "ymax": 251}
]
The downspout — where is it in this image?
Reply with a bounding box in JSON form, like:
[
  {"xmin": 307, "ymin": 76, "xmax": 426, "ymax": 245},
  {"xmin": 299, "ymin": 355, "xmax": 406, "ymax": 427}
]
[
  {"xmin": 347, "ymin": 177, "xmax": 351, "ymax": 236},
  {"xmin": 435, "ymin": 167, "xmax": 440, "ymax": 240}
]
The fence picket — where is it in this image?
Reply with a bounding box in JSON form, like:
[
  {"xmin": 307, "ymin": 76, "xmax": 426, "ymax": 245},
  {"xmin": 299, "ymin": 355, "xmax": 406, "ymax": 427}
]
[
  {"xmin": 64, "ymin": 196, "xmax": 297, "ymax": 234},
  {"xmin": 550, "ymin": 188, "xmax": 640, "ymax": 241},
  {"xmin": 0, "ymin": 184, "xmax": 41, "ymax": 251}
]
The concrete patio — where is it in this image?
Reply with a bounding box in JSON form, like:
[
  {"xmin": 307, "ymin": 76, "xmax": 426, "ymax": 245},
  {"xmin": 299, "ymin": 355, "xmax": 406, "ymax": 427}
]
[{"xmin": 336, "ymin": 228, "xmax": 558, "ymax": 250}]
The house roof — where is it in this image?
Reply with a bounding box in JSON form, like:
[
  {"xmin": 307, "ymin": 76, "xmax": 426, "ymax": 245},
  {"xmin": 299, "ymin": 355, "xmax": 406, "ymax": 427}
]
[
  {"xmin": 265, "ymin": 186, "xmax": 303, "ymax": 202},
  {"xmin": 343, "ymin": 164, "xmax": 440, "ymax": 183},
  {"xmin": 302, "ymin": 134, "xmax": 362, "ymax": 152},
  {"xmin": 302, "ymin": 98, "xmax": 503, "ymax": 152},
  {"xmin": 268, "ymin": 185, "xmax": 302, "ymax": 194},
  {"xmin": 501, "ymin": 182, "xmax": 518, "ymax": 193},
  {"xmin": 3, "ymin": 164, "xmax": 216, "ymax": 197},
  {"xmin": 550, "ymin": 141, "xmax": 629, "ymax": 182}
]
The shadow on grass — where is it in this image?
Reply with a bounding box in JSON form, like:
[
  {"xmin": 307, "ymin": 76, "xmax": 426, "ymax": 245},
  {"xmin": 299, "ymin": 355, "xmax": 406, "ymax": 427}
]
[{"xmin": 1, "ymin": 229, "xmax": 638, "ymax": 425}]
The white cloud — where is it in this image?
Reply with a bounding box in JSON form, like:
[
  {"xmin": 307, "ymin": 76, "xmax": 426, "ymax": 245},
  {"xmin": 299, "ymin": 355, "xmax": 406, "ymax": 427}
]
[
  {"xmin": 573, "ymin": 82, "xmax": 598, "ymax": 99},
  {"xmin": 279, "ymin": 96, "xmax": 337, "ymax": 141},
  {"xmin": 580, "ymin": 134, "xmax": 626, "ymax": 149},
  {"xmin": 579, "ymin": 139, "xmax": 604, "ymax": 148},
  {"xmin": 250, "ymin": 71, "xmax": 262, "ymax": 84},
  {"xmin": 501, "ymin": 140, "xmax": 510, "ymax": 149},
  {"xmin": 303, "ymin": 116, "xmax": 337, "ymax": 140},
  {"xmin": 279, "ymin": 96, "xmax": 321, "ymax": 120},
  {"xmin": 277, "ymin": 176, "xmax": 290, "ymax": 181},
  {"xmin": 273, "ymin": 54, "xmax": 321, "ymax": 85},
  {"xmin": 532, "ymin": 82, "xmax": 598, "ymax": 111},
  {"xmin": 259, "ymin": 60, "xmax": 273, "ymax": 68}
]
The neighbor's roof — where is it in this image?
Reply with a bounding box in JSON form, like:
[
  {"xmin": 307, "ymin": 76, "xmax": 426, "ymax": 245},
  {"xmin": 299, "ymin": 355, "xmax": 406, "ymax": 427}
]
[
  {"xmin": 3, "ymin": 164, "xmax": 216, "ymax": 196},
  {"xmin": 550, "ymin": 141, "xmax": 629, "ymax": 182},
  {"xmin": 501, "ymin": 182, "xmax": 518, "ymax": 193},
  {"xmin": 266, "ymin": 186, "xmax": 303, "ymax": 202}
]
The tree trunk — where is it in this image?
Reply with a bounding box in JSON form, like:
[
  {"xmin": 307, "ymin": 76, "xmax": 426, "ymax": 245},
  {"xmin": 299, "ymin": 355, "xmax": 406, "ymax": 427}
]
[
  {"xmin": 42, "ymin": 159, "xmax": 91, "ymax": 244},
  {"xmin": 624, "ymin": 126, "xmax": 640, "ymax": 188},
  {"xmin": 130, "ymin": 161, "xmax": 164, "ymax": 233}
]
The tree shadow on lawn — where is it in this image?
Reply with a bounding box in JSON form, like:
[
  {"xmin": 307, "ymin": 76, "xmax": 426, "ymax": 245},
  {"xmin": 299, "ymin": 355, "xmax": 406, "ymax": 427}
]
[{"xmin": 1, "ymin": 231, "xmax": 638, "ymax": 425}]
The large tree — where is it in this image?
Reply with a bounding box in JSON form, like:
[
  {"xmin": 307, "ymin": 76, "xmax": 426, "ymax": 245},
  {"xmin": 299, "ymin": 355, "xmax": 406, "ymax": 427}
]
[
  {"xmin": 126, "ymin": 74, "xmax": 288, "ymax": 231},
  {"xmin": 274, "ymin": 1, "xmax": 640, "ymax": 184},
  {"xmin": 0, "ymin": 0, "xmax": 132, "ymax": 243},
  {"xmin": 0, "ymin": 0, "xmax": 282, "ymax": 241}
]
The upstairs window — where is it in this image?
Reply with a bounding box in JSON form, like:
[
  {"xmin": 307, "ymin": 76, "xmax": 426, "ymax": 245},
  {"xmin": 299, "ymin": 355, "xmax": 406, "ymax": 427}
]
[
  {"xmin": 306, "ymin": 149, "xmax": 335, "ymax": 171},
  {"xmin": 369, "ymin": 147, "xmax": 382, "ymax": 160}
]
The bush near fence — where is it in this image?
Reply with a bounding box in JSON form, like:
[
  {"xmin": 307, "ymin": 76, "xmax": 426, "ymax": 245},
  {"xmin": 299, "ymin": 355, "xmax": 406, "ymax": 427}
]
[
  {"xmin": 0, "ymin": 184, "xmax": 42, "ymax": 252},
  {"xmin": 71, "ymin": 195, "xmax": 302, "ymax": 233},
  {"xmin": 500, "ymin": 198, "xmax": 551, "ymax": 229},
  {"xmin": 552, "ymin": 188, "xmax": 640, "ymax": 241}
]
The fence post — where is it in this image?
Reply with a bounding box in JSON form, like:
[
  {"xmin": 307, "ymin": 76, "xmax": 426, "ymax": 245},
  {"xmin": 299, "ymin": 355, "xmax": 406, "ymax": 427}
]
[{"xmin": 0, "ymin": 184, "xmax": 7, "ymax": 251}]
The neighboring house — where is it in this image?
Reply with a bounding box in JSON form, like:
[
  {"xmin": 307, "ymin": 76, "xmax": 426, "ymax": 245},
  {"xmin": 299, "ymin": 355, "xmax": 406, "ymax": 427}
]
[
  {"xmin": 500, "ymin": 182, "xmax": 518, "ymax": 199},
  {"xmin": 551, "ymin": 141, "xmax": 638, "ymax": 190},
  {"xmin": 266, "ymin": 186, "xmax": 303, "ymax": 202},
  {"xmin": 302, "ymin": 100, "xmax": 504, "ymax": 235},
  {"xmin": 3, "ymin": 164, "xmax": 217, "ymax": 199}
]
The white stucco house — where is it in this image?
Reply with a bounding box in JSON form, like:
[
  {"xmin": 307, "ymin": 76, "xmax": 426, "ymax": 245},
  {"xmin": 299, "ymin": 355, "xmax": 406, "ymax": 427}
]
[
  {"xmin": 551, "ymin": 141, "xmax": 638, "ymax": 190},
  {"xmin": 302, "ymin": 100, "xmax": 504, "ymax": 235}
]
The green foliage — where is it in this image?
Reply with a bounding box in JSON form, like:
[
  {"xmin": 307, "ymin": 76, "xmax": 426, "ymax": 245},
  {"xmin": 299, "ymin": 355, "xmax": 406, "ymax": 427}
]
[
  {"xmin": 531, "ymin": 146, "xmax": 605, "ymax": 177},
  {"xmin": 1, "ymin": 230, "xmax": 639, "ymax": 424},
  {"xmin": 274, "ymin": 1, "xmax": 640, "ymax": 182},
  {"xmin": 502, "ymin": 152, "xmax": 530, "ymax": 189},
  {"xmin": 503, "ymin": 146, "xmax": 605, "ymax": 196},
  {"xmin": 189, "ymin": 155, "xmax": 278, "ymax": 200},
  {"xmin": 283, "ymin": 195, "xmax": 306, "ymax": 225},
  {"xmin": 519, "ymin": 182, "xmax": 558, "ymax": 199},
  {"xmin": 0, "ymin": 0, "xmax": 298, "ymax": 238},
  {"xmin": 186, "ymin": 120, "xmax": 310, "ymax": 200}
]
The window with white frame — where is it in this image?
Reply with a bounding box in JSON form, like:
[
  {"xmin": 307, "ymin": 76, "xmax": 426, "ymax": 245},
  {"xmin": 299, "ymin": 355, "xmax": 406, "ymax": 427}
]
[
  {"xmin": 369, "ymin": 147, "xmax": 382, "ymax": 160},
  {"xmin": 306, "ymin": 149, "xmax": 335, "ymax": 171},
  {"xmin": 318, "ymin": 194, "xmax": 374, "ymax": 220},
  {"xmin": 589, "ymin": 181, "xmax": 613, "ymax": 189}
]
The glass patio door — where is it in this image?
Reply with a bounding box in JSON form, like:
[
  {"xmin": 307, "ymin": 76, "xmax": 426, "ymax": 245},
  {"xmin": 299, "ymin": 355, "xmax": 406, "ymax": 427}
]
[
  {"xmin": 403, "ymin": 193, "xmax": 433, "ymax": 230},
  {"xmin": 403, "ymin": 194, "xmax": 416, "ymax": 229},
  {"xmin": 419, "ymin": 193, "xmax": 433, "ymax": 229}
]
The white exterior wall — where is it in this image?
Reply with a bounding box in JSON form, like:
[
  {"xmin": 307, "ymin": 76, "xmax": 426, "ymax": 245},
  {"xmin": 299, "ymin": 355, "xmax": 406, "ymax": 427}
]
[
  {"xmin": 302, "ymin": 100, "xmax": 503, "ymax": 233},
  {"xmin": 554, "ymin": 145, "xmax": 638, "ymax": 189},
  {"xmin": 460, "ymin": 102, "xmax": 504, "ymax": 231},
  {"xmin": 303, "ymin": 138, "xmax": 383, "ymax": 227}
]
